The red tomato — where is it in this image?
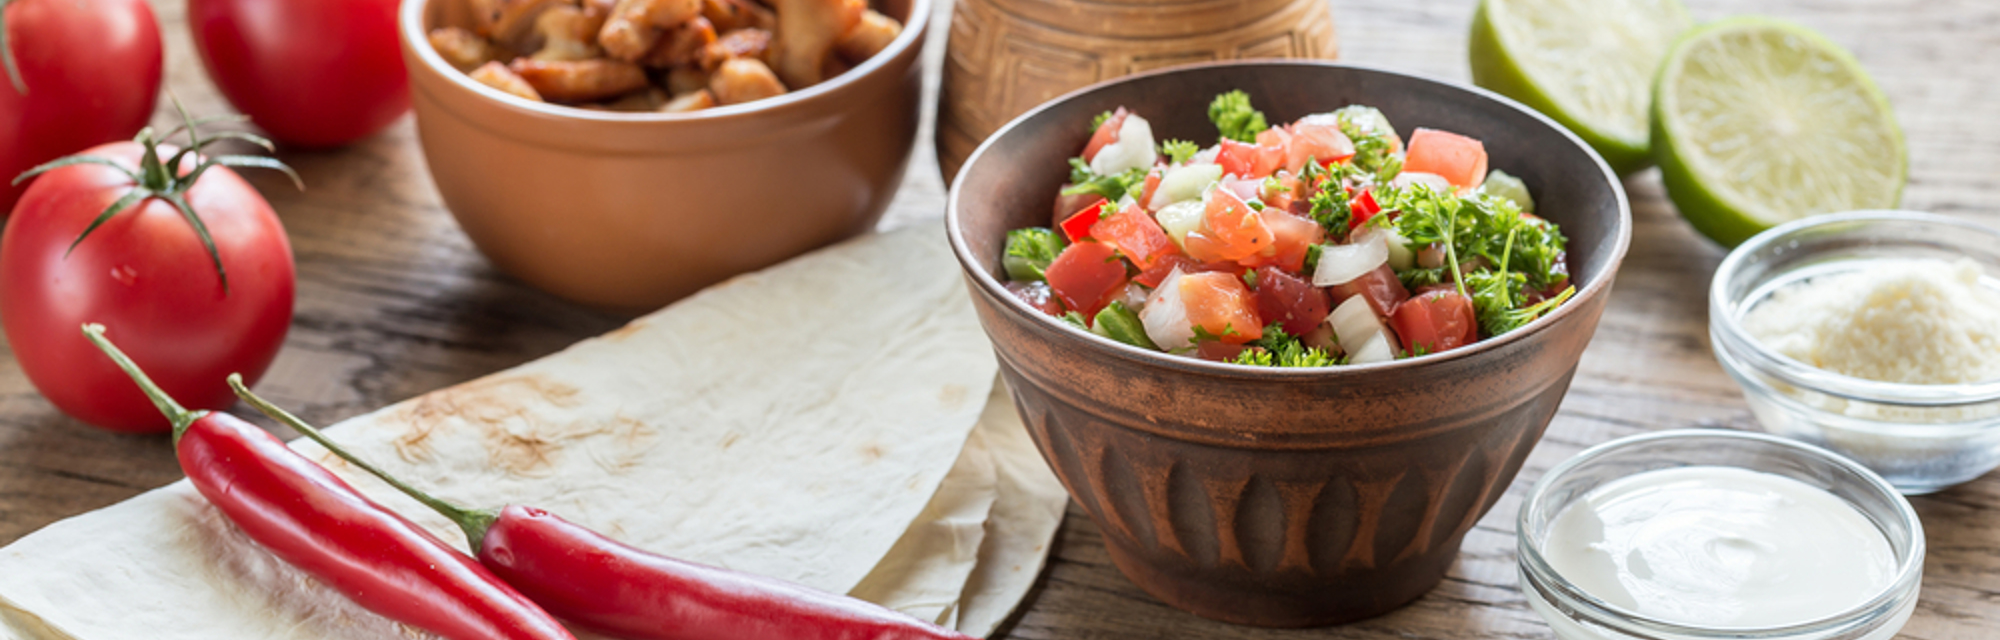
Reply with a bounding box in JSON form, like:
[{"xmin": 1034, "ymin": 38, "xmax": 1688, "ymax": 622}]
[
  {"xmin": 1044, "ymin": 241, "xmax": 1128, "ymax": 319},
  {"xmin": 0, "ymin": 0, "xmax": 162, "ymax": 214},
  {"xmin": 1052, "ymin": 192, "xmax": 1106, "ymax": 227},
  {"xmin": 1193, "ymin": 340, "xmax": 1249, "ymax": 362},
  {"xmin": 1185, "ymin": 188, "xmax": 1273, "ymax": 263},
  {"xmin": 1, "ymin": 142, "xmax": 296, "ymax": 432},
  {"xmin": 1216, "ymin": 138, "xmax": 1283, "ymax": 179},
  {"xmin": 1082, "ymin": 107, "xmax": 1129, "ymax": 162},
  {"xmin": 1251, "ymin": 209, "xmax": 1323, "ymax": 272},
  {"xmin": 1251, "ymin": 266, "xmax": 1330, "ymax": 337},
  {"xmin": 1006, "ymin": 280, "xmax": 1065, "ymax": 317},
  {"xmin": 1283, "ymin": 123, "xmax": 1355, "ymax": 173},
  {"xmin": 1403, "ymin": 128, "xmax": 1489, "ymax": 191},
  {"xmin": 1059, "ymin": 200, "xmax": 1107, "ymax": 242},
  {"xmin": 1390, "ymin": 290, "xmax": 1478, "ymax": 355},
  {"xmin": 1329, "ymin": 263, "xmax": 1410, "ymax": 318},
  {"xmin": 1133, "ymin": 253, "xmax": 1196, "ymax": 289},
  {"xmin": 1261, "ymin": 172, "xmax": 1300, "ymax": 211},
  {"xmin": 1178, "ymin": 272, "xmax": 1261, "ymax": 344},
  {"xmin": 1089, "ymin": 203, "xmax": 1178, "ymax": 270},
  {"xmin": 1136, "ymin": 164, "xmax": 1164, "ymax": 209},
  {"xmin": 190, "ymin": 0, "xmax": 408, "ymax": 147}
]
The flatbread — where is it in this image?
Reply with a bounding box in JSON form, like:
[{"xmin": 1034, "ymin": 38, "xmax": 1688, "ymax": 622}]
[
  {"xmin": 0, "ymin": 225, "xmax": 998, "ymax": 639},
  {"xmin": 955, "ymin": 380, "xmax": 1071, "ymax": 638},
  {"xmin": 848, "ymin": 421, "xmax": 998, "ymax": 624}
]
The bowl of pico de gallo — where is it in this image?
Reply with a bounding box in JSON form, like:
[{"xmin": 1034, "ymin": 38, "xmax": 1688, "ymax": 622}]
[{"xmin": 945, "ymin": 61, "xmax": 1631, "ymax": 627}]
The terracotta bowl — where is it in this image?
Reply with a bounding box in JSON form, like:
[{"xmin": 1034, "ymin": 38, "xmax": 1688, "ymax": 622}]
[
  {"xmin": 399, "ymin": 0, "xmax": 927, "ymax": 311},
  {"xmin": 946, "ymin": 61, "xmax": 1630, "ymax": 627}
]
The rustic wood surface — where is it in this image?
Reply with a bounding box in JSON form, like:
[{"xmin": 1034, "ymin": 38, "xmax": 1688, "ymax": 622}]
[{"xmin": 3, "ymin": 0, "xmax": 1997, "ymax": 638}]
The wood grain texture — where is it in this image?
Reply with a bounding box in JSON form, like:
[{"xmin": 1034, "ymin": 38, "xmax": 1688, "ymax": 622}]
[{"xmin": 0, "ymin": 0, "xmax": 1996, "ymax": 638}]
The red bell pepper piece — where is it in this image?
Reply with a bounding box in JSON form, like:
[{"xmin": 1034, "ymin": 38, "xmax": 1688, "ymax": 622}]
[
  {"xmin": 82, "ymin": 325, "xmax": 575, "ymax": 640},
  {"xmin": 1349, "ymin": 188, "xmax": 1382, "ymax": 231},
  {"xmin": 1059, "ymin": 200, "xmax": 1107, "ymax": 242}
]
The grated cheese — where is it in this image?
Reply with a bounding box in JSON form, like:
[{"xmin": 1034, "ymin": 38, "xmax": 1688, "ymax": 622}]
[{"xmin": 1742, "ymin": 257, "xmax": 2000, "ymax": 385}]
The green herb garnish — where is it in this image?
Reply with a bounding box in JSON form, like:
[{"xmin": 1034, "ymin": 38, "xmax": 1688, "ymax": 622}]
[
  {"xmin": 1208, "ymin": 90, "xmax": 1268, "ymax": 143},
  {"xmin": 1160, "ymin": 139, "xmax": 1199, "ymax": 165},
  {"xmin": 1002, "ymin": 227, "xmax": 1067, "ymax": 282},
  {"xmin": 1061, "ymin": 157, "xmax": 1148, "ymax": 203}
]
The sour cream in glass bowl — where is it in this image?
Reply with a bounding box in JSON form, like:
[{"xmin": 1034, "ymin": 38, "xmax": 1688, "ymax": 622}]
[{"xmin": 1517, "ymin": 429, "xmax": 1923, "ymax": 640}]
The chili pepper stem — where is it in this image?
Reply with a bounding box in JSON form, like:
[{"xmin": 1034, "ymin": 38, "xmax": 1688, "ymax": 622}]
[
  {"xmin": 228, "ymin": 374, "xmax": 499, "ymax": 547},
  {"xmin": 80, "ymin": 323, "xmax": 203, "ymax": 440}
]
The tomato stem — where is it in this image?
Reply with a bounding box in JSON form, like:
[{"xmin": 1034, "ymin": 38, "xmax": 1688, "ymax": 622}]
[
  {"xmin": 80, "ymin": 324, "xmax": 202, "ymax": 441},
  {"xmin": 228, "ymin": 375, "xmax": 498, "ymax": 547},
  {"xmin": 0, "ymin": 0, "xmax": 25, "ymax": 95}
]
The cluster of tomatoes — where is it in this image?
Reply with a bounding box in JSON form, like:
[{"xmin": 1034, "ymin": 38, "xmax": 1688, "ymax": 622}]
[{"xmin": 0, "ymin": 0, "xmax": 405, "ymax": 432}]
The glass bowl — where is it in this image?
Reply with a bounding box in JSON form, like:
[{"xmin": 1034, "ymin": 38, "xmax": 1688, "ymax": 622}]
[
  {"xmin": 1710, "ymin": 210, "xmax": 2000, "ymax": 494},
  {"xmin": 1518, "ymin": 429, "xmax": 1924, "ymax": 640}
]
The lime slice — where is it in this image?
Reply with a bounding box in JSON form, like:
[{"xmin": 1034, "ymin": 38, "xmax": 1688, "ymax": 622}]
[
  {"xmin": 1653, "ymin": 18, "xmax": 1906, "ymax": 248},
  {"xmin": 1470, "ymin": 0, "xmax": 1692, "ymax": 174}
]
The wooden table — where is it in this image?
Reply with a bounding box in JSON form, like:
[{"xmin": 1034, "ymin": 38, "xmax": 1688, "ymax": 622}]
[{"xmin": 4, "ymin": 0, "xmax": 1997, "ymax": 637}]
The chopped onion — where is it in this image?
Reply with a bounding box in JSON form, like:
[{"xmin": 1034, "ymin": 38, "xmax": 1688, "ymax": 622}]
[
  {"xmin": 1117, "ymin": 282, "xmax": 1148, "ymax": 312},
  {"xmin": 1347, "ymin": 332, "xmax": 1397, "ymax": 364},
  {"xmin": 1328, "ymin": 294, "xmax": 1394, "ymax": 363},
  {"xmin": 1148, "ymin": 163, "xmax": 1223, "ymax": 210},
  {"xmin": 1154, "ymin": 199, "xmax": 1205, "ymax": 247},
  {"xmin": 1311, "ymin": 238, "xmax": 1388, "ymax": 287},
  {"xmin": 1356, "ymin": 226, "xmax": 1416, "ymax": 271},
  {"xmin": 1392, "ymin": 171, "xmax": 1452, "ymax": 193},
  {"xmin": 1090, "ymin": 114, "xmax": 1157, "ymax": 176},
  {"xmin": 1140, "ymin": 269, "xmax": 1193, "ymax": 351},
  {"xmin": 1223, "ymin": 177, "xmax": 1262, "ymax": 203}
]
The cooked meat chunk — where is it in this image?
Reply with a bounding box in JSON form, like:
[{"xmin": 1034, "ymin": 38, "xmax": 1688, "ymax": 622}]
[
  {"xmin": 767, "ymin": 0, "xmax": 862, "ymax": 89},
  {"xmin": 598, "ymin": 0, "xmax": 702, "ymax": 61},
  {"xmin": 661, "ymin": 89, "xmax": 717, "ymax": 112},
  {"xmin": 666, "ymin": 65, "xmax": 711, "ymax": 95},
  {"xmin": 509, "ymin": 58, "xmax": 651, "ymax": 102},
  {"xmin": 429, "ymin": 27, "xmax": 503, "ymax": 72},
  {"xmin": 530, "ymin": 6, "xmax": 609, "ymax": 61},
  {"xmin": 708, "ymin": 57, "xmax": 786, "ymax": 105},
  {"xmin": 643, "ymin": 16, "xmax": 717, "ymax": 67},
  {"xmin": 469, "ymin": 61, "xmax": 545, "ymax": 101},
  {"xmin": 702, "ymin": 0, "xmax": 775, "ymax": 32},
  {"xmin": 834, "ymin": 9, "xmax": 899, "ymax": 63},
  {"xmin": 468, "ymin": 0, "xmax": 568, "ymax": 51},
  {"xmin": 697, "ymin": 27, "xmax": 770, "ymax": 70}
]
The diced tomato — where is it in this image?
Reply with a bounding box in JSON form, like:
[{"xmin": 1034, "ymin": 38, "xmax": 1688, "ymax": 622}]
[
  {"xmin": 1253, "ymin": 209, "xmax": 1324, "ymax": 272},
  {"xmin": 1089, "ymin": 203, "xmax": 1178, "ymax": 270},
  {"xmin": 1329, "ymin": 263, "xmax": 1410, "ymax": 318},
  {"xmin": 1005, "ymin": 280, "xmax": 1066, "ymax": 317},
  {"xmin": 1082, "ymin": 107, "xmax": 1129, "ymax": 163},
  {"xmin": 1251, "ymin": 266, "xmax": 1331, "ymax": 336},
  {"xmin": 1178, "ymin": 272, "xmax": 1262, "ymax": 344},
  {"xmin": 1403, "ymin": 128, "xmax": 1488, "ymax": 191},
  {"xmin": 1134, "ymin": 253, "xmax": 1197, "ymax": 288},
  {"xmin": 1137, "ymin": 165, "xmax": 1164, "ymax": 211},
  {"xmin": 1349, "ymin": 188, "xmax": 1382, "ymax": 231},
  {"xmin": 1059, "ymin": 200, "xmax": 1108, "ymax": 242},
  {"xmin": 1194, "ymin": 340, "xmax": 1249, "ymax": 362},
  {"xmin": 1044, "ymin": 241, "xmax": 1129, "ymax": 319},
  {"xmin": 1189, "ymin": 188, "xmax": 1274, "ymax": 263},
  {"xmin": 1390, "ymin": 289, "xmax": 1478, "ymax": 355},
  {"xmin": 1216, "ymin": 138, "xmax": 1284, "ymax": 180},
  {"xmin": 1261, "ymin": 172, "xmax": 1300, "ymax": 212},
  {"xmin": 1052, "ymin": 192, "xmax": 1106, "ymax": 227},
  {"xmin": 1284, "ymin": 123, "xmax": 1355, "ymax": 173}
]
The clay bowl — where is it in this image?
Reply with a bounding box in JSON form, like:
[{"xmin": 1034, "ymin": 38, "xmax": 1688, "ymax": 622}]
[
  {"xmin": 399, "ymin": 0, "xmax": 927, "ymax": 312},
  {"xmin": 946, "ymin": 61, "xmax": 1630, "ymax": 627}
]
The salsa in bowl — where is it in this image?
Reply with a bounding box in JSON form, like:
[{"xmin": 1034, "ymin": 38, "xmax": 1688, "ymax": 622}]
[{"xmin": 946, "ymin": 61, "xmax": 1630, "ymax": 627}]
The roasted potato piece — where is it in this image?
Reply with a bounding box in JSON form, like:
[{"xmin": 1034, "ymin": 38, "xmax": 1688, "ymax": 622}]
[
  {"xmin": 662, "ymin": 89, "xmax": 716, "ymax": 112},
  {"xmin": 702, "ymin": 0, "xmax": 775, "ymax": 32},
  {"xmin": 643, "ymin": 16, "xmax": 717, "ymax": 68},
  {"xmin": 509, "ymin": 58, "xmax": 651, "ymax": 102},
  {"xmin": 468, "ymin": 0, "xmax": 569, "ymax": 51},
  {"xmin": 767, "ymin": 0, "xmax": 862, "ymax": 89},
  {"xmin": 530, "ymin": 6, "xmax": 610, "ymax": 61},
  {"xmin": 666, "ymin": 65, "xmax": 711, "ymax": 95},
  {"xmin": 708, "ymin": 57, "xmax": 786, "ymax": 105},
  {"xmin": 697, "ymin": 27, "xmax": 770, "ymax": 70},
  {"xmin": 598, "ymin": 0, "xmax": 702, "ymax": 61},
  {"xmin": 429, "ymin": 27, "xmax": 504, "ymax": 72},
  {"xmin": 469, "ymin": 61, "xmax": 545, "ymax": 101},
  {"xmin": 835, "ymin": 9, "xmax": 899, "ymax": 63}
]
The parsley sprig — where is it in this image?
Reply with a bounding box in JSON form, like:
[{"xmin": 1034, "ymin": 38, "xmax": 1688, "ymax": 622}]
[{"xmin": 1208, "ymin": 91, "xmax": 1268, "ymax": 143}]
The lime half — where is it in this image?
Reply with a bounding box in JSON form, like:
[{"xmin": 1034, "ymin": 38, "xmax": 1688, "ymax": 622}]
[
  {"xmin": 1470, "ymin": 0, "xmax": 1692, "ymax": 174},
  {"xmin": 1653, "ymin": 18, "xmax": 1906, "ymax": 248}
]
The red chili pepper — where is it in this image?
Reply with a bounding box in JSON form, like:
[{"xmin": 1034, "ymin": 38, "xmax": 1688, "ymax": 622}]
[
  {"xmin": 232, "ymin": 378, "xmax": 979, "ymax": 640},
  {"xmin": 82, "ymin": 324, "xmax": 576, "ymax": 640}
]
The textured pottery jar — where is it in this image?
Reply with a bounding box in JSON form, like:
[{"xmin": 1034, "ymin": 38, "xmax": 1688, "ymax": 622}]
[
  {"xmin": 401, "ymin": 0, "xmax": 926, "ymax": 312},
  {"xmin": 947, "ymin": 62, "xmax": 1630, "ymax": 627},
  {"xmin": 934, "ymin": 0, "xmax": 1338, "ymax": 181}
]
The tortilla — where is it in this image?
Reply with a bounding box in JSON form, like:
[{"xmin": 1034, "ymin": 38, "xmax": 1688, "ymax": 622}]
[
  {"xmin": 0, "ymin": 225, "xmax": 998, "ymax": 639},
  {"xmin": 848, "ymin": 421, "xmax": 998, "ymax": 625},
  {"xmin": 953, "ymin": 380, "xmax": 1071, "ymax": 638}
]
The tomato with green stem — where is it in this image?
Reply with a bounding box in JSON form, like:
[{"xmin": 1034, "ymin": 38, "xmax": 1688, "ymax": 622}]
[{"xmin": 0, "ymin": 107, "xmax": 301, "ymax": 432}]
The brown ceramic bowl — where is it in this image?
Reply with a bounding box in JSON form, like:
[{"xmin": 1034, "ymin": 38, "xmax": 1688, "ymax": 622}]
[
  {"xmin": 946, "ymin": 61, "xmax": 1630, "ymax": 627},
  {"xmin": 400, "ymin": 0, "xmax": 927, "ymax": 311}
]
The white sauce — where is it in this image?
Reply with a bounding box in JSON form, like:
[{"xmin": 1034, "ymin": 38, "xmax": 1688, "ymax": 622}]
[{"xmin": 1542, "ymin": 466, "xmax": 1895, "ymax": 629}]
